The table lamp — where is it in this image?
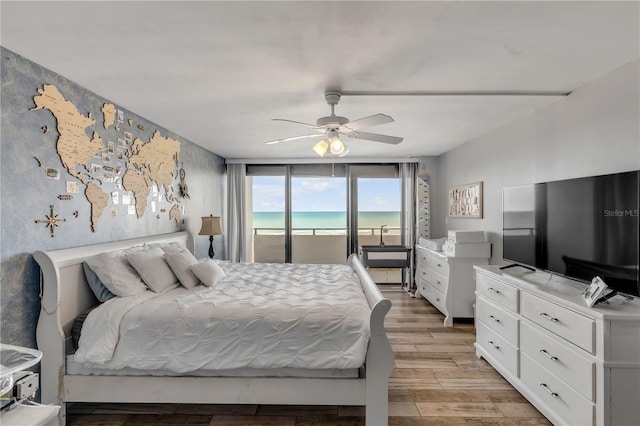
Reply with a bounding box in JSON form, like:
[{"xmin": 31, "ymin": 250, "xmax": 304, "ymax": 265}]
[{"xmin": 198, "ymin": 215, "xmax": 223, "ymax": 258}]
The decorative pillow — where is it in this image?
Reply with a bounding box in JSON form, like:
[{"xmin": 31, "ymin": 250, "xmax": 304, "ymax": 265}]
[
  {"xmin": 146, "ymin": 242, "xmax": 185, "ymax": 254},
  {"xmin": 191, "ymin": 259, "xmax": 226, "ymax": 287},
  {"xmin": 82, "ymin": 262, "xmax": 116, "ymax": 302},
  {"xmin": 71, "ymin": 305, "xmax": 99, "ymax": 351},
  {"xmin": 85, "ymin": 250, "xmax": 148, "ymax": 297},
  {"xmin": 127, "ymin": 247, "xmax": 179, "ymax": 293},
  {"xmin": 163, "ymin": 248, "xmax": 200, "ymax": 290}
]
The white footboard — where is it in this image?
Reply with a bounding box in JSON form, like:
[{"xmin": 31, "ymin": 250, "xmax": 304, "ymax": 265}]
[{"xmin": 34, "ymin": 236, "xmax": 393, "ymax": 426}]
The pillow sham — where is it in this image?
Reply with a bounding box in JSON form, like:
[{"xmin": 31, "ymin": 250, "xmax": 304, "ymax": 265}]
[
  {"xmin": 146, "ymin": 242, "xmax": 185, "ymax": 254},
  {"xmin": 82, "ymin": 262, "xmax": 116, "ymax": 302},
  {"xmin": 127, "ymin": 247, "xmax": 179, "ymax": 293},
  {"xmin": 191, "ymin": 259, "xmax": 226, "ymax": 287},
  {"xmin": 163, "ymin": 248, "xmax": 200, "ymax": 290},
  {"xmin": 85, "ymin": 250, "xmax": 148, "ymax": 297}
]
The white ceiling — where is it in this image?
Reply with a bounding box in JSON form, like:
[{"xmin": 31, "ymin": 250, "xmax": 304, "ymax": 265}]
[{"xmin": 2, "ymin": 1, "xmax": 638, "ymax": 161}]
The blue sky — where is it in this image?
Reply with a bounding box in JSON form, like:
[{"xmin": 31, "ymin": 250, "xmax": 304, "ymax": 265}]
[{"xmin": 252, "ymin": 176, "xmax": 401, "ymax": 212}]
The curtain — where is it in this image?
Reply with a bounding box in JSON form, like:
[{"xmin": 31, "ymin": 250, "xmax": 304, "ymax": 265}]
[
  {"xmin": 400, "ymin": 162, "xmax": 418, "ymax": 248},
  {"xmin": 226, "ymin": 163, "xmax": 250, "ymax": 262},
  {"xmin": 400, "ymin": 162, "xmax": 418, "ymax": 289}
]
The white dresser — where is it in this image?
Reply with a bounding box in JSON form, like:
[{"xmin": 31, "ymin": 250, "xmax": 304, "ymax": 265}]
[
  {"xmin": 415, "ymin": 244, "xmax": 489, "ymax": 326},
  {"xmin": 474, "ymin": 265, "xmax": 640, "ymax": 426}
]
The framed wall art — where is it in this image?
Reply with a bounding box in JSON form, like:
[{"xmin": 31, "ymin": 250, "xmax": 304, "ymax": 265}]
[{"xmin": 448, "ymin": 181, "xmax": 483, "ymax": 218}]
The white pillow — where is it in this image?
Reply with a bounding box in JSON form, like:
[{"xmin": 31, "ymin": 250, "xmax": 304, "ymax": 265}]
[
  {"xmin": 127, "ymin": 247, "xmax": 179, "ymax": 293},
  {"xmin": 85, "ymin": 250, "xmax": 148, "ymax": 297},
  {"xmin": 191, "ymin": 259, "xmax": 226, "ymax": 287},
  {"xmin": 163, "ymin": 248, "xmax": 200, "ymax": 290},
  {"xmin": 147, "ymin": 242, "xmax": 184, "ymax": 254}
]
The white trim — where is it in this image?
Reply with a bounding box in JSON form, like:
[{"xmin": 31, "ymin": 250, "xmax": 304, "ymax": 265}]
[{"xmin": 225, "ymin": 156, "xmax": 420, "ymax": 164}]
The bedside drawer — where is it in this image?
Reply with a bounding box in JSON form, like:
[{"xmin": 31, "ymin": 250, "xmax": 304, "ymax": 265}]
[
  {"xmin": 429, "ymin": 254, "xmax": 449, "ymax": 276},
  {"xmin": 476, "ymin": 273, "xmax": 519, "ymax": 313},
  {"xmin": 521, "ymin": 353, "xmax": 594, "ymax": 426},
  {"xmin": 520, "ymin": 321, "xmax": 595, "ymax": 401},
  {"xmin": 422, "ymin": 282, "xmax": 447, "ymax": 314},
  {"xmin": 431, "ymin": 270, "xmax": 449, "ymax": 293},
  {"xmin": 476, "ymin": 295, "xmax": 519, "ymax": 346},
  {"xmin": 476, "ymin": 322, "xmax": 518, "ymax": 377},
  {"xmin": 521, "ymin": 292, "xmax": 594, "ymax": 354}
]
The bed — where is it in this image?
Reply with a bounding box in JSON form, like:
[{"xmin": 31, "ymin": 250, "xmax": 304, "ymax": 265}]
[{"xmin": 34, "ymin": 231, "xmax": 393, "ymax": 425}]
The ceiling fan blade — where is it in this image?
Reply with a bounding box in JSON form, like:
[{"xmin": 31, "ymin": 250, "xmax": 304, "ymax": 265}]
[
  {"xmin": 264, "ymin": 134, "xmax": 325, "ymax": 145},
  {"xmin": 339, "ymin": 114, "xmax": 394, "ymax": 132},
  {"xmin": 271, "ymin": 118, "xmax": 320, "ymax": 129},
  {"xmin": 346, "ymin": 131, "xmax": 404, "ymax": 145}
]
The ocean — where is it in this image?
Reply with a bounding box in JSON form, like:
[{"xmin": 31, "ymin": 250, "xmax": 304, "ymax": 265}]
[{"xmin": 253, "ymin": 211, "xmax": 400, "ymax": 234}]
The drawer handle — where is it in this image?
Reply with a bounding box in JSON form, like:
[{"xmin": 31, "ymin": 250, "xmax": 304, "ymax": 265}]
[
  {"xmin": 436, "ymin": 297, "xmax": 441, "ymax": 302},
  {"xmin": 539, "ymin": 383, "xmax": 559, "ymax": 398},
  {"xmin": 488, "ymin": 287, "xmax": 501, "ymax": 294},
  {"xmin": 539, "ymin": 312, "xmax": 559, "ymax": 323},
  {"xmin": 436, "ymin": 280, "xmax": 442, "ymax": 285},
  {"xmin": 488, "ymin": 315, "xmax": 501, "ymax": 323},
  {"xmin": 539, "ymin": 349, "xmax": 558, "ymax": 361},
  {"xmin": 488, "ymin": 340, "xmax": 500, "ymax": 350},
  {"xmin": 436, "ymin": 263, "xmax": 442, "ymax": 267}
]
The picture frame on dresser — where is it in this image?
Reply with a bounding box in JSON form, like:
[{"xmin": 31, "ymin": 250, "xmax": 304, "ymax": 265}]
[{"xmin": 448, "ymin": 181, "xmax": 483, "ymax": 218}]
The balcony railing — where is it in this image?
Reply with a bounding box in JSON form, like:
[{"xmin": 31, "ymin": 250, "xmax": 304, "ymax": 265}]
[{"xmin": 252, "ymin": 227, "xmax": 403, "ymax": 266}]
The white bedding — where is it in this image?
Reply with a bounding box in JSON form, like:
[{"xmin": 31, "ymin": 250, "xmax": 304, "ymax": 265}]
[{"xmin": 75, "ymin": 261, "xmax": 371, "ymax": 373}]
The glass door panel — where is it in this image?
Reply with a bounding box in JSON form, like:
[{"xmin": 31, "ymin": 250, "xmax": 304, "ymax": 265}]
[
  {"xmin": 251, "ymin": 175, "xmax": 286, "ymax": 263},
  {"xmin": 291, "ymin": 176, "xmax": 347, "ymax": 264},
  {"xmin": 356, "ymin": 177, "xmax": 402, "ymax": 283}
]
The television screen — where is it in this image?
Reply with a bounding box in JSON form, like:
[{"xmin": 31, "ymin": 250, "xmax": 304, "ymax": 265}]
[{"xmin": 503, "ymin": 170, "xmax": 639, "ymax": 297}]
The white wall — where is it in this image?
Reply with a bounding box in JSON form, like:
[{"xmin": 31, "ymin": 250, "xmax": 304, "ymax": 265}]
[{"xmin": 431, "ymin": 60, "xmax": 640, "ymax": 264}]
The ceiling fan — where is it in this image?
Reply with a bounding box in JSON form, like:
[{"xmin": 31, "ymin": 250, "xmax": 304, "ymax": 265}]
[{"xmin": 265, "ymin": 90, "xmax": 403, "ymax": 157}]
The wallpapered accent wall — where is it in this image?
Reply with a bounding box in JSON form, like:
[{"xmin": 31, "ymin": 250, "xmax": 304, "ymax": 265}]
[{"xmin": 1, "ymin": 47, "xmax": 226, "ymax": 348}]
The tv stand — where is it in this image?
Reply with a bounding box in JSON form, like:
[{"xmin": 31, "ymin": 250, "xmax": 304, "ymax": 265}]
[
  {"xmin": 499, "ymin": 263, "xmax": 535, "ymax": 272},
  {"xmin": 474, "ymin": 265, "xmax": 640, "ymax": 426}
]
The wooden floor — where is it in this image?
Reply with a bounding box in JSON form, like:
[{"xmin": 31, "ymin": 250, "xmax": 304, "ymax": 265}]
[{"xmin": 67, "ymin": 287, "xmax": 550, "ymax": 425}]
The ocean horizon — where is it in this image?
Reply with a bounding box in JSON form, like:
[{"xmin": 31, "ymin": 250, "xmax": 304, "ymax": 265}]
[{"xmin": 253, "ymin": 211, "xmax": 401, "ymax": 232}]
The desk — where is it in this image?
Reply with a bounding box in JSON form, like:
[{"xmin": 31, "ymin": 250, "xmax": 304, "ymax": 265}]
[{"xmin": 360, "ymin": 245, "xmax": 414, "ymax": 296}]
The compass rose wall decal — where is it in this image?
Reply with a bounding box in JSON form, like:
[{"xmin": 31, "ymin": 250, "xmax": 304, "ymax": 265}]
[{"xmin": 34, "ymin": 205, "xmax": 66, "ymax": 237}]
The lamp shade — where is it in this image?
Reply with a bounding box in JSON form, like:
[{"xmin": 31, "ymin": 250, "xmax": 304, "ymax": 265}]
[
  {"xmin": 198, "ymin": 215, "xmax": 223, "ymax": 236},
  {"xmin": 313, "ymin": 140, "xmax": 329, "ymax": 157}
]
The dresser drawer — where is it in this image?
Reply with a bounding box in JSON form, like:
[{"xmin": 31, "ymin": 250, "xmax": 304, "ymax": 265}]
[
  {"xmin": 422, "ymin": 282, "xmax": 447, "ymax": 314},
  {"xmin": 520, "ymin": 321, "xmax": 595, "ymax": 401},
  {"xmin": 428, "ymin": 254, "xmax": 449, "ymax": 276},
  {"xmin": 416, "ymin": 248, "xmax": 429, "ymax": 268},
  {"xmin": 476, "ymin": 273, "xmax": 519, "ymax": 313},
  {"xmin": 521, "ymin": 292, "xmax": 594, "ymax": 353},
  {"xmin": 476, "ymin": 322, "xmax": 518, "ymax": 377},
  {"xmin": 416, "ymin": 265, "xmax": 432, "ymax": 284},
  {"xmin": 476, "ymin": 295, "xmax": 519, "ymax": 346},
  {"xmin": 521, "ymin": 353, "xmax": 594, "ymax": 426},
  {"xmin": 431, "ymin": 270, "xmax": 449, "ymax": 293}
]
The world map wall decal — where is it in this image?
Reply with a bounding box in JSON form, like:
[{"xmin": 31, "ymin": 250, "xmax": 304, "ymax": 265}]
[{"xmin": 31, "ymin": 84, "xmax": 183, "ymax": 232}]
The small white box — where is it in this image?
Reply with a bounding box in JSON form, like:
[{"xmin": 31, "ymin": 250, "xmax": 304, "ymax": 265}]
[
  {"xmin": 447, "ymin": 230, "xmax": 486, "ymax": 243},
  {"xmin": 443, "ymin": 240, "xmax": 491, "ymax": 258},
  {"xmin": 419, "ymin": 237, "xmax": 446, "ymax": 251}
]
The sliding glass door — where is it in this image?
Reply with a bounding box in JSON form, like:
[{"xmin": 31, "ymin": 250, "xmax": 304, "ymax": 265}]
[
  {"xmin": 291, "ymin": 165, "xmax": 347, "ymax": 264},
  {"xmin": 248, "ymin": 163, "xmax": 405, "ymax": 266}
]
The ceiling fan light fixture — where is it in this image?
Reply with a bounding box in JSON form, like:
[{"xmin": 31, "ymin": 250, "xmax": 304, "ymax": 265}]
[
  {"xmin": 313, "ymin": 140, "xmax": 329, "ymax": 157},
  {"xmin": 329, "ymin": 137, "xmax": 346, "ymax": 155}
]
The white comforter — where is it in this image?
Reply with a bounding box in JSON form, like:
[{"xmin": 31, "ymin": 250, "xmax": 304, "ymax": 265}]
[{"xmin": 75, "ymin": 262, "xmax": 371, "ymax": 373}]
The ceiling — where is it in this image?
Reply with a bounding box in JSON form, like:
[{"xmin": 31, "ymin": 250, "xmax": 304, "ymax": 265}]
[{"xmin": 2, "ymin": 1, "xmax": 638, "ymax": 161}]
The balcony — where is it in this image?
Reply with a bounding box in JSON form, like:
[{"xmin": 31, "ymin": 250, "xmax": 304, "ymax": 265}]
[{"xmin": 253, "ymin": 227, "xmax": 403, "ymax": 283}]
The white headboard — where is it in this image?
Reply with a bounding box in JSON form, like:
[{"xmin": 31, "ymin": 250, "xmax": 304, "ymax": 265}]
[{"xmin": 33, "ymin": 231, "xmax": 192, "ymax": 354}]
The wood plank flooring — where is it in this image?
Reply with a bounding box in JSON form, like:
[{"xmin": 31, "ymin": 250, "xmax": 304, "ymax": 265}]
[{"xmin": 67, "ymin": 287, "xmax": 550, "ymax": 425}]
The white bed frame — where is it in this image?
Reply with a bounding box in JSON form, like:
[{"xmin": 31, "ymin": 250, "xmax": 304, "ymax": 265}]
[{"xmin": 34, "ymin": 231, "xmax": 394, "ymax": 426}]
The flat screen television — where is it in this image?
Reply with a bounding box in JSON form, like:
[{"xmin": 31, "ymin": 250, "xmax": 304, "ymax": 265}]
[{"xmin": 503, "ymin": 170, "xmax": 639, "ymax": 298}]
